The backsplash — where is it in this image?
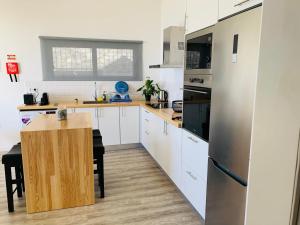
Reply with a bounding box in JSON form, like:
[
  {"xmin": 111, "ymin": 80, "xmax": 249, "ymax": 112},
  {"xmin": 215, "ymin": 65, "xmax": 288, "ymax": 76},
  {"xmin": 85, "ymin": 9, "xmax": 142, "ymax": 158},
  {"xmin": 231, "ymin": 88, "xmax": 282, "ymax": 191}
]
[
  {"xmin": 148, "ymin": 68, "xmax": 184, "ymax": 104},
  {"xmin": 23, "ymin": 81, "xmax": 145, "ymax": 103}
]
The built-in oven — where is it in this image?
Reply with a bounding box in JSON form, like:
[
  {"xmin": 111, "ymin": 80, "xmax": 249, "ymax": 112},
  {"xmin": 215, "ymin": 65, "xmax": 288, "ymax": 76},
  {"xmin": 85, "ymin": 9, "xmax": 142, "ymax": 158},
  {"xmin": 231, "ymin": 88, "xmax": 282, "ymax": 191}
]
[
  {"xmin": 185, "ymin": 26, "xmax": 214, "ymax": 75},
  {"xmin": 183, "ymin": 84, "xmax": 211, "ymax": 142}
]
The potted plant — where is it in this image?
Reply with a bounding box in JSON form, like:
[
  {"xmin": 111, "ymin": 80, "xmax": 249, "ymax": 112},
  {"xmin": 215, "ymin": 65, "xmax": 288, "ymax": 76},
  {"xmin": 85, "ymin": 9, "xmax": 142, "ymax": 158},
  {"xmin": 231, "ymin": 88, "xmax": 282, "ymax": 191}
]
[{"xmin": 137, "ymin": 79, "xmax": 160, "ymax": 102}]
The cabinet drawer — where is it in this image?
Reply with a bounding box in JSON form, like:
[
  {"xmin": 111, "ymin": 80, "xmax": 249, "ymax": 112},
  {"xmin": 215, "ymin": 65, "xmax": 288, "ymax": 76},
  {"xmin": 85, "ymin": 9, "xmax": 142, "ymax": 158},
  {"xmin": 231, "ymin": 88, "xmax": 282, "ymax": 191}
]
[
  {"xmin": 142, "ymin": 108, "xmax": 151, "ymax": 121},
  {"xmin": 182, "ymin": 130, "xmax": 209, "ymax": 181},
  {"xmin": 182, "ymin": 163, "xmax": 207, "ymax": 218}
]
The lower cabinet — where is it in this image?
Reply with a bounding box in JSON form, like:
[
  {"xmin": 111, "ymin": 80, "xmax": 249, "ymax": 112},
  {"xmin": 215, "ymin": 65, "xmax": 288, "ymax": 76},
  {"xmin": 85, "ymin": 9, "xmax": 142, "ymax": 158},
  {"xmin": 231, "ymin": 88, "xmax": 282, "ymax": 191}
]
[
  {"xmin": 181, "ymin": 129, "xmax": 209, "ymax": 219},
  {"xmin": 157, "ymin": 121, "xmax": 182, "ymax": 188},
  {"xmin": 181, "ymin": 163, "xmax": 207, "ymax": 218},
  {"xmin": 73, "ymin": 106, "xmax": 139, "ymax": 146},
  {"xmin": 141, "ymin": 110, "xmax": 182, "ymax": 189},
  {"xmin": 98, "ymin": 107, "xmax": 120, "ymax": 146},
  {"xmin": 120, "ymin": 106, "xmax": 140, "ymax": 144}
]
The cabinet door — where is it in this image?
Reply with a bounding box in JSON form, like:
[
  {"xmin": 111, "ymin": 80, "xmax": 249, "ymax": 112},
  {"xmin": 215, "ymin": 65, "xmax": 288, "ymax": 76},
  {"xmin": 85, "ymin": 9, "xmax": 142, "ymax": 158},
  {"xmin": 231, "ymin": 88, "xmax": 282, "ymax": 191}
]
[
  {"xmin": 182, "ymin": 129, "xmax": 209, "ymax": 181},
  {"xmin": 186, "ymin": 0, "xmax": 218, "ymax": 34},
  {"xmin": 74, "ymin": 108, "xmax": 98, "ymax": 129},
  {"xmin": 162, "ymin": 122, "xmax": 182, "ymax": 188},
  {"xmin": 219, "ymin": 0, "xmax": 262, "ymax": 20},
  {"xmin": 120, "ymin": 106, "xmax": 140, "ymax": 144},
  {"xmin": 98, "ymin": 107, "xmax": 120, "ymax": 146},
  {"xmin": 148, "ymin": 114, "xmax": 164, "ymax": 161},
  {"xmin": 141, "ymin": 108, "xmax": 151, "ymax": 151},
  {"xmin": 182, "ymin": 162, "xmax": 207, "ymax": 218}
]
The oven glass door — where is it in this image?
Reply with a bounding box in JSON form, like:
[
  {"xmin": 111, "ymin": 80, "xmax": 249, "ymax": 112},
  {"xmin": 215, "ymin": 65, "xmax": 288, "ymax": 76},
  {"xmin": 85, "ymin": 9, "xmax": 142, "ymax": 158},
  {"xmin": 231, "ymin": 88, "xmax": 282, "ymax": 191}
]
[{"xmin": 183, "ymin": 86, "xmax": 211, "ymax": 142}]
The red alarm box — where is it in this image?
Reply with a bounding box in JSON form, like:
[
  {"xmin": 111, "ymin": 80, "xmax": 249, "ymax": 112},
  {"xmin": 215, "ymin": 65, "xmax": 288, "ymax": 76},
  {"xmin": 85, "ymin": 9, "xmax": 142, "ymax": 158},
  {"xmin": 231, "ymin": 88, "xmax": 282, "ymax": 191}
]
[{"xmin": 6, "ymin": 62, "xmax": 19, "ymax": 74}]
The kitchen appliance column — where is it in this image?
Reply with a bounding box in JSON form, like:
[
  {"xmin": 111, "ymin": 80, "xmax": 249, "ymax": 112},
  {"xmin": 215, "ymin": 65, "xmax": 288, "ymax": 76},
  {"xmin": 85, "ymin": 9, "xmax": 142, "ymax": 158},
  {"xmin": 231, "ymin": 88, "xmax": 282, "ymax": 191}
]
[{"xmin": 205, "ymin": 6, "xmax": 262, "ymax": 225}]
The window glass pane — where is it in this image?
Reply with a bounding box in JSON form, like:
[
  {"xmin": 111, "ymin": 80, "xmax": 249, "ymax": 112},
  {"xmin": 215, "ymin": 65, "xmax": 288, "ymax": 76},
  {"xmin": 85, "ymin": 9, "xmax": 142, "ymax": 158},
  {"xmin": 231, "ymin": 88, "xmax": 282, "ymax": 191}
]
[
  {"xmin": 52, "ymin": 47, "xmax": 93, "ymax": 74},
  {"xmin": 97, "ymin": 48, "xmax": 133, "ymax": 76}
]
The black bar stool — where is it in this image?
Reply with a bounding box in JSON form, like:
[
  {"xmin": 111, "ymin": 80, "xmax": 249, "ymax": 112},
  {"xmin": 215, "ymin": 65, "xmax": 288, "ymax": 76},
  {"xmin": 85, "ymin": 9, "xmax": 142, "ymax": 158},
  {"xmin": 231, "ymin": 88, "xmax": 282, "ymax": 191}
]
[
  {"xmin": 93, "ymin": 129, "xmax": 105, "ymax": 198},
  {"xmin": 2, "ymin": 143, "xmax": 24, "ymax": 212}
]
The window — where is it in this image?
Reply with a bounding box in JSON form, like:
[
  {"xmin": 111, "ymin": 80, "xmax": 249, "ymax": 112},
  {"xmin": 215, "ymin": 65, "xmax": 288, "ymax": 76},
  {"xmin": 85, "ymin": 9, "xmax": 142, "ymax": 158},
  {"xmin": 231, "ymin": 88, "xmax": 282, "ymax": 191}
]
[{"xmin": 40, "ymin": 37, "xmax": 143, "ymax": 81}]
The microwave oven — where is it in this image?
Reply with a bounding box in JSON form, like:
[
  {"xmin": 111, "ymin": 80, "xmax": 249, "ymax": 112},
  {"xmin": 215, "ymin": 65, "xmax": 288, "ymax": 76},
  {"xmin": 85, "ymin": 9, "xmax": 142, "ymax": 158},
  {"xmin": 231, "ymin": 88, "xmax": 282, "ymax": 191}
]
[{"xmin": 184, "ymin": 26, "xmax": 215, "ymax": 75}]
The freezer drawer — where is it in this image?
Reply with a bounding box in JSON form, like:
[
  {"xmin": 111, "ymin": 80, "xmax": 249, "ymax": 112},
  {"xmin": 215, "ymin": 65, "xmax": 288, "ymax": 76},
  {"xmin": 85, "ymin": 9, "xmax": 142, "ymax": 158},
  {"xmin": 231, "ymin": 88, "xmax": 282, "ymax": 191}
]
[{"xmin": 205, "ymin": 159, "xmax": 247, "ymax": 225}]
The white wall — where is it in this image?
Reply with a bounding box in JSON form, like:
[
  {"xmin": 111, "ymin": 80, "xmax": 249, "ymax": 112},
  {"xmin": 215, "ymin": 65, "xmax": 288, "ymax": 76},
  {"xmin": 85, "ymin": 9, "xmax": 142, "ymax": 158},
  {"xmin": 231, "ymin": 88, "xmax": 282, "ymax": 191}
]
[
  {"xmin": 0, "ymin": 0, "xmax": 162, "ymax": 150},
  {"xmin": 161, "ymin": 0, "xmax": 186, "ymax": 29},
  {"xmin": 149, "ymin": 68, "xmax": 184, "ymax": 104},
  {"xmin": 149, "ymin": 0, "xmax": 186, "ymax": 103},
  {"xmin": 245, "ymin": 0, "xmax": 300, "ymax": 225}
]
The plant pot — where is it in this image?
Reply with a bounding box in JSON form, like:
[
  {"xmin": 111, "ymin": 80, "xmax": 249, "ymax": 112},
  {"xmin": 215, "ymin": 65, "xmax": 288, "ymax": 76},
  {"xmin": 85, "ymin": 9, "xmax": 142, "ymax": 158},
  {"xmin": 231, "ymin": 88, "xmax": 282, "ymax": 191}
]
[{"xmin": 145, "ymin": 95, "xmax": 151, "ymax": 102}]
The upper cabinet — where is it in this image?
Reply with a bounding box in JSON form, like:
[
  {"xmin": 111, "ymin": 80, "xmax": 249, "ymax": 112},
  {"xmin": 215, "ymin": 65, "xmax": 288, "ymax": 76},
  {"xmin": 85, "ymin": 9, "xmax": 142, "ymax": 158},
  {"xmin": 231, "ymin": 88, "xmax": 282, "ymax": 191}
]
[
  {"xmin": 185, "ymin": 0, "xmax": 218, "ymax": 34},
  {"xmin": 219, "ymin": 0, "xmax": 263, "ymax": 20}
]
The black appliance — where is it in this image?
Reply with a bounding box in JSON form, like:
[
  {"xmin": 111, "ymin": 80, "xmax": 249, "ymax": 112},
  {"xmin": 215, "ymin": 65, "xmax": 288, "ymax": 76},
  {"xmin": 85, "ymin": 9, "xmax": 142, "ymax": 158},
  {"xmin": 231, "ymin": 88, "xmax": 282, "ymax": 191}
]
[
  {"xmin": 23, "ymin": 94, "xmax": 35, "ymax": 105},
  {"xmin": 172, "ymin": 100, "xmax": 183, "ymax": 113},
  {"xmin": 183, "ymin": 85, "xmax": 211, "ymax": 142},
  {"xmin": 185, "ymin": 26, "xmax": 214, "ymax": 75},
  {"xmin": 40, "ymin": 93, "xmax": 49, "ymax": 106}
]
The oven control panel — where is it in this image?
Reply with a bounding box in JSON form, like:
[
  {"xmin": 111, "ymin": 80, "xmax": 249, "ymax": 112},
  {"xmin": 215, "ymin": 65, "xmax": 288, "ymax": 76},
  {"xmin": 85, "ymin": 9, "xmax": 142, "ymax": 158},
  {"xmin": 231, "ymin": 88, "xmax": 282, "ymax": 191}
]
[{"xmin": 184, "ymin": 75, "xmax": 212, "ymax": 88}]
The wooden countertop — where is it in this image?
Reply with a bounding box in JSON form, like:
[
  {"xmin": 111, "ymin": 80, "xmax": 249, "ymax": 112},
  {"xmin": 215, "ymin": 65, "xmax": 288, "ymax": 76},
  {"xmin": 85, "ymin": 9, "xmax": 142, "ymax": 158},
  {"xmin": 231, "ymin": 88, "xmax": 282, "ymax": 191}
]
[
  {"xmin": 22, "ymin": 112, "xmax": 92, "ymax": 132},
  {"xmin": 18, "ymin": 101, "xmax": 182, "ymax": 128}
]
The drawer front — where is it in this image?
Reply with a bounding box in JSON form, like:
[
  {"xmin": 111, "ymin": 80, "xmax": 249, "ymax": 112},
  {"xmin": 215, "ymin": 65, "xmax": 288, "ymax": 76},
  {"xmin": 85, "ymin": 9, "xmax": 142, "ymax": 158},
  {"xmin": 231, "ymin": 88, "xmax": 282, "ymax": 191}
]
[
  {"xmin": 182, "ymin": 163, "xmax": 207, "ymax": 218},
  {"xmin": 142, "ymin": 108, "xmax": 151, "ymax": 121},
  {"xmin": 182, "ymin": 130, "xmax": 209, "ymax": 181}
]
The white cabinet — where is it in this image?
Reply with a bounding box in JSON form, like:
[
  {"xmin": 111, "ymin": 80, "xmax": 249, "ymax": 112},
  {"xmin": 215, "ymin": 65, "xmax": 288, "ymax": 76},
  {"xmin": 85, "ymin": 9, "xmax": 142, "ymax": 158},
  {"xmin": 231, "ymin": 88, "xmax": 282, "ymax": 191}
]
[
  {"xmin": 182, "ymin": 163, "xmax": 207, "ymax": 217},
  {"xmin": 74, "ymin": 108, "xmax": 99, "ymax": 129},
  {"xmin": 120, "ymin": 106, "xmax": 140, "ymax": 144},
  {"xmin": 141, "ymin": 110, "xmax": 182, "ymax": 188},
  {"xmin": 159, "ymin": 121, "xmax": 182, "ymax": 187},
  {"xmin": 141, "ymin": 108, "xmax": 152, "ymax": 153},
  {"xmin": 182, "ymin": 130, "xmax": 209, "ymax": 181},
  {"xmin": 181, "ymin": 129, "xmax": 208, "ymax": 218},
  {"xmin": 98, "ymin": 107, "xmax": 120, "ymax": 146},
  {"xmin": 219, "ymin": 0, "xmax": 263, "ymax": 20},
  {"xmin": 186, "ymin": 0, "xmax": 218, "ymax": 34}
]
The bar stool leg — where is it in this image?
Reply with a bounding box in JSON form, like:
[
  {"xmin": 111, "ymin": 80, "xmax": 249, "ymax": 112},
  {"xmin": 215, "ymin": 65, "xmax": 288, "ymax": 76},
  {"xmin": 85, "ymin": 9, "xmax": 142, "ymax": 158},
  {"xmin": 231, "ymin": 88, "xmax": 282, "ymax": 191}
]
[
  {"xmin": 15, "ymin": 166, "xmax": 23, "ymax": 198},
  {"xmin": 4, "ymin": 165, "xmax": 14, "ymax": 213},
  {"xmin": 99, "ymin": 155, "xmax": 105, "ymax": 198}
]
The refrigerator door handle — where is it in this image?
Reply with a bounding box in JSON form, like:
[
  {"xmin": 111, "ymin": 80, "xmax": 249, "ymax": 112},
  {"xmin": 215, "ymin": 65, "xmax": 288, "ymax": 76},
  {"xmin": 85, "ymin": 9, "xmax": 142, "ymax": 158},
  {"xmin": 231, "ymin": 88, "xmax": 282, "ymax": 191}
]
[{"xmin": 211, "ymin": 158, "xmax": 247, "ymax": 187}]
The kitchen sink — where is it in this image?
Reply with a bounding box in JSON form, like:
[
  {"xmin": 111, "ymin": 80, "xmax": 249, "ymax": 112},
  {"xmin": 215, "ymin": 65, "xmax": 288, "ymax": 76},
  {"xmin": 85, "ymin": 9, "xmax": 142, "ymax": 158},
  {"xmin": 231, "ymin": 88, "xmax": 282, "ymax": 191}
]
[{"xmin": 83, "ymin": 101, "xmax": 109, "ymax": 104}]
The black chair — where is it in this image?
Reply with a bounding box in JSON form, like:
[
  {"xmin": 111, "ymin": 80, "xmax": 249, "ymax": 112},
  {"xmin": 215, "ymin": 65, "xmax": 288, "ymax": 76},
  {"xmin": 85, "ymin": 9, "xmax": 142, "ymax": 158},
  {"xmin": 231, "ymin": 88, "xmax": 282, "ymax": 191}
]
[
  {"xmin": 93, "ymin": 129, "xmax": 105, "ymax": 198},
  {"xmin": 2, "ymin": 143, "xmax": 24, "ymax": 213}
]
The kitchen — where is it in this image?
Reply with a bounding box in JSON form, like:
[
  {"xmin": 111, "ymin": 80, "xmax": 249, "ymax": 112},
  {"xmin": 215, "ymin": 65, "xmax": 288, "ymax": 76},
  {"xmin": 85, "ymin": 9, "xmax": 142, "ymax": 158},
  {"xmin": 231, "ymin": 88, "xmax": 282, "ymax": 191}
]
[{"xmin": 0, "ymin": 1, "xmax": 299, "ymax": 225}]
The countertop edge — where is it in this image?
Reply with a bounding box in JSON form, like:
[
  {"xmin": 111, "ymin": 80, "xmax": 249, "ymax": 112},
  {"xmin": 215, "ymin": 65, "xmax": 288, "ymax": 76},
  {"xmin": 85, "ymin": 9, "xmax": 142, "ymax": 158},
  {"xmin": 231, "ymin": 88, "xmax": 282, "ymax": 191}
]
[{"xmin": 18, "ymin": 101, "xmax": 182, "ymax": 128}]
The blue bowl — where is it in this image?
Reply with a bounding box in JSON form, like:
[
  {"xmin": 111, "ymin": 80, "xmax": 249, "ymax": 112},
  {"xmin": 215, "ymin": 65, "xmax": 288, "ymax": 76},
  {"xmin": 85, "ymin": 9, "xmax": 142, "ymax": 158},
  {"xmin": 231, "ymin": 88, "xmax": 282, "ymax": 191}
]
[{"xmin": 115, "ymin": 81, "xmax": 129, "ymax": 94}]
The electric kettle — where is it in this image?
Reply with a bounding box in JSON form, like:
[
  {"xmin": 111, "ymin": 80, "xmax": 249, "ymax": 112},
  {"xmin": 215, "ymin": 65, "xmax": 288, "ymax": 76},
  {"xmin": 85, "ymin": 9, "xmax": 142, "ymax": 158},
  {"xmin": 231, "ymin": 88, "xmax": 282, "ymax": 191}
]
[{"xmin": 157, "ymin": 90, "xmax": 168, "ymax": 102}]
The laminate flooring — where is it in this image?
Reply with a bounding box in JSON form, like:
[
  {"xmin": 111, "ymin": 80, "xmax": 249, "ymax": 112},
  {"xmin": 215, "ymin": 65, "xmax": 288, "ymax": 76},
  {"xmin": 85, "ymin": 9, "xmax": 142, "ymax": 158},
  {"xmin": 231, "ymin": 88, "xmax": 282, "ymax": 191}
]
[{"xmin": 0, "ymin": 148, "xmax": 203, "ymax": 225}]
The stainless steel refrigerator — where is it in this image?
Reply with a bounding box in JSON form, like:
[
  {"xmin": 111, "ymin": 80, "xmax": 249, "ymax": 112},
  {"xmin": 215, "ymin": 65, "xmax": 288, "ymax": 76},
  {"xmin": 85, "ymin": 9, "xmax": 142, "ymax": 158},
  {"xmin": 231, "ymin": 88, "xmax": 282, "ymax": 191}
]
[{"xmin": 205, "ymin": 6, "xmax": 262, "ymax": 225}]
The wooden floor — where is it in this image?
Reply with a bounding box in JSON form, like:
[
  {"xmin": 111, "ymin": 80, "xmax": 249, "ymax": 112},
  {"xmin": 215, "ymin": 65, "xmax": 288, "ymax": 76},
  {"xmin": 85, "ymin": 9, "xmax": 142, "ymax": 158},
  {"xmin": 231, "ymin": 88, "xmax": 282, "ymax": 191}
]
[{"xmin": 0, "ymin": 148, "xmax": 203, "ymax": 225}]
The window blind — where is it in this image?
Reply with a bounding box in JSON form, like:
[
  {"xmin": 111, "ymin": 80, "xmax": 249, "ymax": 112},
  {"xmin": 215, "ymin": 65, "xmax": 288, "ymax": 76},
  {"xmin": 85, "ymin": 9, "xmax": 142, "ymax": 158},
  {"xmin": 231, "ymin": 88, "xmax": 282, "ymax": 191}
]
[{"xmin": 40, "ymin": 37, "xmax": 143, "ymax": 81}]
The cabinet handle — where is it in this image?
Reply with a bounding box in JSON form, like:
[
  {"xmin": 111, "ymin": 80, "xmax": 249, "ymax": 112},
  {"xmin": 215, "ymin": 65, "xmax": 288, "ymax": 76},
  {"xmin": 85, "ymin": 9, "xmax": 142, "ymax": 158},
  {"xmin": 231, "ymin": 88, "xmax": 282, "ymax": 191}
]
[
  {"xmin": 165, "ymin": 121, "xmax": 168, "ymax": 135},
  {"xmin": 186, "ymin": 171, "xmax": 197, "ymax": 181},
  {"xmin": 234, "ymin": 0, "xmax": 250, "ymax": 7},
  {"xmin": 145, "ymin": 110, "xmax": 150, "ymax": 114},
  {"xmin": 145, "ymin": 119, "xmax": 149, "ymax": 122},
  {"xmin": 188, "ymin": 136, "xmax": 198, "ymax": 143},
  {"xmin": 145, "ymin": 131, "xmax": 150, "ymax": 135}
]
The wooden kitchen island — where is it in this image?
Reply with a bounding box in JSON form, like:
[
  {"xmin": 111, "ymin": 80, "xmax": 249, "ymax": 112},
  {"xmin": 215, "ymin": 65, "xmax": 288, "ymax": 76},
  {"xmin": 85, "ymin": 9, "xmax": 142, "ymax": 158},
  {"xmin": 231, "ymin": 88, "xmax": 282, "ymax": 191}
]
[{"xmin": 20, "ymin": 112, "xmax": 95, "ymax": 213}]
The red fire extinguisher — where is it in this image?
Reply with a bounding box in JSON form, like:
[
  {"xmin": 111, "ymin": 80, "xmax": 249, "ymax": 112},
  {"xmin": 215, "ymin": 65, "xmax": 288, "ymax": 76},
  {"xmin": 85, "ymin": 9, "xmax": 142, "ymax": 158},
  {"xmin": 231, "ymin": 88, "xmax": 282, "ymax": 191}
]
[{"xmin": 6, "ymin": 54, "xmax": 19, "ymax": 82}]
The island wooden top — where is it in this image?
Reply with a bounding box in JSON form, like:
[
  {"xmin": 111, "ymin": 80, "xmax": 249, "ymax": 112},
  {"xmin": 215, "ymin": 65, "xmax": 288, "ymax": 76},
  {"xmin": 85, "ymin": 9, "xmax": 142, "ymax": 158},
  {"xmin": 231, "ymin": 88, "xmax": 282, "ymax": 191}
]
[
  {"xmin": 18, "ymin": 101, "xmax": 182, "ymax": 128},
  {"xmin": 21, "ymin": 112, "xmax": 92, "ymax": 132}
]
